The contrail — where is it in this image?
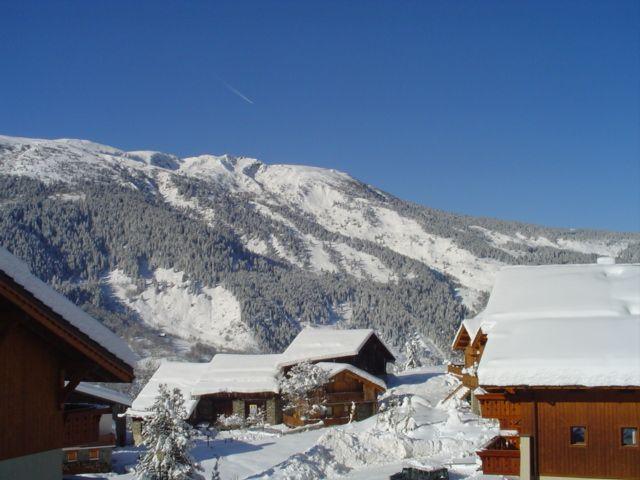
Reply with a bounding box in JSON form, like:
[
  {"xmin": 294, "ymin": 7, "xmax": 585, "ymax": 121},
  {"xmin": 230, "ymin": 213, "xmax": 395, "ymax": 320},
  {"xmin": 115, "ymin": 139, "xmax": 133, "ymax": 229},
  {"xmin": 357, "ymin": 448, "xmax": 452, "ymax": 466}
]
[{"xmin": 216, "ymin": 75, "xmax": 254, "ymax": 104}]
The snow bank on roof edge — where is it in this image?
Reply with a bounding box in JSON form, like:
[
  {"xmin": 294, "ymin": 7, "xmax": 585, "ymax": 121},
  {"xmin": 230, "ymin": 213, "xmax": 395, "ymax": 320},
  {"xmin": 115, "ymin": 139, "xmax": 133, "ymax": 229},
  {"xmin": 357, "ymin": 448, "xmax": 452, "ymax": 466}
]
[
  {"xmin": 128, "ymin": 361, "xmax": 208, "ymax": 417},
  {"xmin": 316, "ymin": 362, "xmax": 386, "ymax": 390},
  {"xmin": 75, "ymin": 383, "xmax": 132, "ymax": 406},
  {"xmin": 0, "ymin": 247, "xmax": 137, "ymax": 367}
]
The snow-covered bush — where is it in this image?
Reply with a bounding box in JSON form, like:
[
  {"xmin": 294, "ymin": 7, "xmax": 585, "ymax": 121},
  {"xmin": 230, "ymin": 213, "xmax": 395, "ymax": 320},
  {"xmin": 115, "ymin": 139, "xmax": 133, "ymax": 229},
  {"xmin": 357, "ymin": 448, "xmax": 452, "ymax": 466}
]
[
  {"xmin": 279, "ymin": 361, "xmax": 330, "ymax": 420},
  {"xmin": 136, "ymin": 384, "xmax": 203, "ymax": 480},
  {"xmin": 246, "ymin": 407, "xmax": 266, "ymax": 428},
  {"xmin": 376, "ymin": 396, "xmax": 417, "ymax": 435},
  {"xmin": 215, "ymin": 413, "xmax": 245, "ymax": 430}
]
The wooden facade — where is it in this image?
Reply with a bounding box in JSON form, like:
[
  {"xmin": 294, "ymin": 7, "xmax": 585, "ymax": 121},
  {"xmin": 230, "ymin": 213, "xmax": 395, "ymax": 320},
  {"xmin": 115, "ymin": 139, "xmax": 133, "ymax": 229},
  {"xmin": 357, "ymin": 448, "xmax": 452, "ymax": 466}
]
[
  {"xmin": 0, "ymin": 266, "xmax": 134, "ymax": 477},
  {"xmin": 451, "ymin": 323, "xmax": 640, "ymax": 479},
  {"xmin": 283, "ymin": 369, "xmax": 385, "ymax": 427},
  {"xmin": 476, "ymin": 388, "xmax": 640, "ymax": 479}
]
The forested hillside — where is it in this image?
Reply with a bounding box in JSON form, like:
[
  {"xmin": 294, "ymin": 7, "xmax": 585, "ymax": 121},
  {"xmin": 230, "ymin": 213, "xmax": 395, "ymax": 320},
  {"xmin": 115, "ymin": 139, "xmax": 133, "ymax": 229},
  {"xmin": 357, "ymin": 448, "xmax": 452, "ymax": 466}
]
[{"xmin": 1, "ymin": 135, "xmax": 637, "ymax": 361}]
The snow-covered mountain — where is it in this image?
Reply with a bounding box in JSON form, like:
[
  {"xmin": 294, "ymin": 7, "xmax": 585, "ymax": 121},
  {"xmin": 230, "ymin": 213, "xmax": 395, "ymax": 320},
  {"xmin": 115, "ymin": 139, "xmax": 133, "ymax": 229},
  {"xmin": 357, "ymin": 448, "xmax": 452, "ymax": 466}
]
[{"xmin": 1, "ymin": 135, "xmax": 637, "ymax": 360}]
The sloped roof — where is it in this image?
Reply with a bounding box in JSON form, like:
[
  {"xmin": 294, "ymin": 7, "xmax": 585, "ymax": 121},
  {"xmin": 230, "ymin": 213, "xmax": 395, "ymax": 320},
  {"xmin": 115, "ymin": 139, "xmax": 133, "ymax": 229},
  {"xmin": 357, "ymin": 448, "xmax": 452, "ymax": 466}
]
[
  {"xmin": 451, "ymin": 317, "xmax": 484, "ymax": 349},
  {"xmin": 0, "ymin": 247, "xmax": 137, "ymax": 369},
  {"xmin": 191, "ymin": 354, "xmax": 281, "ymax": 395},
  {"xmin": 478, "ymin": 315, "xmax": 640, "ymax": 387},
  {"xmin": 476, "ymin": 262, "xmax": 640, "ymax": 387},
  {"xmin": 278, "ymin": 327, "xmax": 393, "ymax": 367},
  {"xmin": 316, "ymin": 362, "xmax": 386, "ymax": 390},
  {"xmin": 75, "ymin": 382, "xmax": 132, "ymax": 406},
  {"xmin": 127, "ymin": 361, "xmax": 209, "ymax": 417}
]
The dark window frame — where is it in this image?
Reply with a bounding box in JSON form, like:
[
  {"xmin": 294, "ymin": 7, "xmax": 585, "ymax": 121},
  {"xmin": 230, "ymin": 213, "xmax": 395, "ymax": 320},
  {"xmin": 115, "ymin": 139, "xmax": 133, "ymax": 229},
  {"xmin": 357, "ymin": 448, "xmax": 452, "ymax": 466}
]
[
  {"xmin": 570, "ymin": 426, "xmax": 587, "ymax": 446},
  {"xmin": 621, "ymin": 427, "xmax": 638, "ymax": 447}
]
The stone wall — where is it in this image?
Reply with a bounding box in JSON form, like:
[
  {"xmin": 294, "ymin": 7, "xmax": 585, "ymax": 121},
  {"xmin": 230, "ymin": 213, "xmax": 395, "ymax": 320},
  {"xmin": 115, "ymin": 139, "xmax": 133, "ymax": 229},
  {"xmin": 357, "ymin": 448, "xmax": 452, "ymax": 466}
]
[
  {"xmin": 266, "ymin": 397, "xmax": 282, "ymax": 425},
  {"xmin": 232, "ymin": 399, "xmax": 245, "ymax": 417}
]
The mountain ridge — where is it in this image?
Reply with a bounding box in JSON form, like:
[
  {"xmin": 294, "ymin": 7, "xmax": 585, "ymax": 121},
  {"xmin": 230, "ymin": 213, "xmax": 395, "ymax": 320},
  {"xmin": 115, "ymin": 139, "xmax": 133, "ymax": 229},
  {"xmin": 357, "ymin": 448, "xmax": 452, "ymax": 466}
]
[{"xmin": 1, "ymin": 134, "xmax": 638, "ymax": 362}]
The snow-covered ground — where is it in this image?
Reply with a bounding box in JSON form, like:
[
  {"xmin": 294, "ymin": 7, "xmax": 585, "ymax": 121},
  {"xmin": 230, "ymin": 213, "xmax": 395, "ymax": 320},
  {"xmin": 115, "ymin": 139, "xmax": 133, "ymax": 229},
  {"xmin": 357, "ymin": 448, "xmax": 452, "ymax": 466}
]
[{"xmin": 67, "ymin": 368, "xmax": 499, "ymax": 480}]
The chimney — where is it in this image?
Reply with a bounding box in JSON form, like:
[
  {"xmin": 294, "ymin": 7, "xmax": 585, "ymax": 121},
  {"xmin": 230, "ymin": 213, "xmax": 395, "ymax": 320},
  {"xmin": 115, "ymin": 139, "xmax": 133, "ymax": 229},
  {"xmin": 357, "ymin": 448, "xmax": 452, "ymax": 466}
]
[{"xmin": 596, "ymin": 257, "xmax": 616, "ymax": 265}]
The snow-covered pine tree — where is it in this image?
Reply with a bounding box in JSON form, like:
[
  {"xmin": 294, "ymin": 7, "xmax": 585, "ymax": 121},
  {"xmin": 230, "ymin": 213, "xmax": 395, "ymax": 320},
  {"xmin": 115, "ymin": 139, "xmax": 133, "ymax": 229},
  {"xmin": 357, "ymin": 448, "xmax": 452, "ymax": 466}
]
[
  {"xmin": 403, "ymin": 333, "xmax": 423, "ymax": 371},
  {"xmin": 279, "ymin": 361, "xmax": 330, "ymax": 421},
  {"xmin": 136, "ymin": 384, "xmax": 203, "ymax": 480}
]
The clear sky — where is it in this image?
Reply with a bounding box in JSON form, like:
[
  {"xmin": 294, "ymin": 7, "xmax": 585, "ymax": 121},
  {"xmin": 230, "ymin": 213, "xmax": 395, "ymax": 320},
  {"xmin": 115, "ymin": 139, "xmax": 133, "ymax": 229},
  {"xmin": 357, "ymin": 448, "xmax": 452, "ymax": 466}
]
[{"xmin": 1, "ymin": 1, "xmax": 638, "ymax": 231}]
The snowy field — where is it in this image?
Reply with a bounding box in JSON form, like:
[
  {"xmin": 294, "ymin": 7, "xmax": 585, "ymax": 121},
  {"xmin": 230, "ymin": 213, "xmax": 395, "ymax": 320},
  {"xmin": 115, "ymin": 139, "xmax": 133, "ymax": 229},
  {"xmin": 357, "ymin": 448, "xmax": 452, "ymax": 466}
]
[{"xmin": 66, "ymin": 368, "xmax": 500, "ymax": 480}]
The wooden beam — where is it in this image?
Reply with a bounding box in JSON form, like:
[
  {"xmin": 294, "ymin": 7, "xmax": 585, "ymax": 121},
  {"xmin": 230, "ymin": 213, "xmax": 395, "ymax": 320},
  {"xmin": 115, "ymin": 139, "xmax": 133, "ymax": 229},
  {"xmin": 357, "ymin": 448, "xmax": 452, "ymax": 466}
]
[
  {"xmin": 59, "ymin": 364, "xmax": 95, "ymax": 409},
  {"xmin": 0, "ymin": 275, "xmax": 133, "ymax": 382}
]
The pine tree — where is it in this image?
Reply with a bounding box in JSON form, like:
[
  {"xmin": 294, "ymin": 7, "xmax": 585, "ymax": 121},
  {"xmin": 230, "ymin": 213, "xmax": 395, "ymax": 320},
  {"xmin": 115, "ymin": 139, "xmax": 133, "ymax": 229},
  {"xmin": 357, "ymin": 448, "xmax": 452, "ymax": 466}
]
[
  {"xmin": 403, "ymin": 333, "xmax": 423, "ymax": 371},
  {"xmin": 136, "ymin": 384, "xmax": 203, "ymax": 480}
]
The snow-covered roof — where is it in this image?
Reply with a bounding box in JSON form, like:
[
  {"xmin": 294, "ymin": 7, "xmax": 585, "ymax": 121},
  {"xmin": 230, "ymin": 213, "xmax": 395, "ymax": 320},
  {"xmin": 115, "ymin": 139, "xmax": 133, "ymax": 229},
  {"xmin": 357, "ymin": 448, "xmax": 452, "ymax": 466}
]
[
  {"xmin": 0, "ymin": 247, "xmax": 137, "ymax": 368},
  {"xmin": 476, "ymin": 262, "xmax": 640, "ymax": 387},
  {"xmin": 316, "ymin": 362, "xmax": 386, "ymax": 390},
  {"xmin": 127, "ymin": 361, "xmax": 209, "ymax": 417},
  {"xmin": 478, "ymin": 315, "xmax": 640, "ymax": 387},
  {"xmin": 279, "ymin": 327, "xmax": 390, "ymax": 367},
  {"xmin": 191, "ymin": 354, "xmax": 281, "ymax": 396},
  {"xmin": 451, "ymin": 317, "xmax": 484, "ymax": 349},
  {"xmin": 480, "ymin": 263, "xmax": 640, "ymax": 326},
  {"xmin": 75, "ymin": 382, "xmax": 132, "ymax": 406}
]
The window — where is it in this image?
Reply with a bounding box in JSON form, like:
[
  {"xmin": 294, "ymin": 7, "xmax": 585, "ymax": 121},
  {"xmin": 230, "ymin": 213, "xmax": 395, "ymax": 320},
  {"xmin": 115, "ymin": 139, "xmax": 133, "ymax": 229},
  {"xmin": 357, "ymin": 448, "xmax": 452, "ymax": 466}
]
[
  {"xmin": 249, "ymin": 404, "xmax": 258, "ymax": 416},
  {"xmin": 622, "ymin": 427, "xmax": 637, "ymax": 446},
  {"xmin": 89, "ymin": 448, "xmax": 100, "ymax": 461},
  {"xmin": 65, "ymin": 451, "xmax": 78, "ymax": 463},
  {"xmin": 570, "ymin": 426, "xmax": 586, "ymax": 445}
]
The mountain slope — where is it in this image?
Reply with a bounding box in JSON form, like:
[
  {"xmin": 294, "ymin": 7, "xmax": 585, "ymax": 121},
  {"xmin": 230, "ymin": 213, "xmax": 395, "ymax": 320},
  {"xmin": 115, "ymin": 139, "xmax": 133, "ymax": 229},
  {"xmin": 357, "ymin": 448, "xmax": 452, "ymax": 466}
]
[{"xmin": 1, "ymin": 135, "xmax": 637, "ymax": 360}]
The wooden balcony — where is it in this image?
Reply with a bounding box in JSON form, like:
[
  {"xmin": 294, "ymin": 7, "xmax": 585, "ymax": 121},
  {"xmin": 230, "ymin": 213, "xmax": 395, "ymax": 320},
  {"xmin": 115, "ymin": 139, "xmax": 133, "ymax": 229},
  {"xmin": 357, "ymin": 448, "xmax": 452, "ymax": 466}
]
[
  {"xmin": 477, "ymin": 435, "xmax": 520, "ymax": 476},
  {"xmin": 325, "ymin": 392, "xmax": 364, "ymax": 404}
]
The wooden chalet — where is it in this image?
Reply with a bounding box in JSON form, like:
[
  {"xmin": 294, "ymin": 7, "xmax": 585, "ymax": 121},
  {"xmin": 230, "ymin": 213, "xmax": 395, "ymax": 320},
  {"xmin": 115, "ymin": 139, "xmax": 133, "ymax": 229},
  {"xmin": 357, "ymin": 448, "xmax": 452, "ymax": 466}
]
[
  {"xmin": 0, "ymin": 247, "xmax": 136, "ymax": 480},
  {"xmin": 63, "ymin": 383, "xmax": 132, "ymax": 474},
  {"xmin": 191, "ymin": 354, "xmax": 283, "ymax": 427},
  {"xmin": 278, "ymin": 327, "xmax": 396, "ymax": 377},
  {"xmin": 128, "ymin": 327, "xmax": 394, "ymax": 435},
  {"xmin": 282, "ymin": 362, "xmax": 386, "ymax": 427},
  {"xmin": 450, "ymin": 260, "xmax": 640, "ymax": 480}
]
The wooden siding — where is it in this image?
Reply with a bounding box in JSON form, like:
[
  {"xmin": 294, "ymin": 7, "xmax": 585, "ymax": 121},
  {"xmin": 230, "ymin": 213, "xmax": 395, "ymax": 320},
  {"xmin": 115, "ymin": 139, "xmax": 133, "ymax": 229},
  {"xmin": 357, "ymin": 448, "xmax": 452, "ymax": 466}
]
[
  {"xmin": 0, "ymin": 274, "xmax": 133, "ymax": 383},
  {"xmin": 536, "ymin": 398, "xmax": 640, "ymax": 479},
  {"xmin": 0, "ymin": 317, "xmax": 64, "ymax": 460},
  {"xmin": 63, "ymin": 406, "xmax": 111, "ymax": 448},
  {"xmin": 478, "ymin": 394, "xmax": 523, "ymax": 431}
]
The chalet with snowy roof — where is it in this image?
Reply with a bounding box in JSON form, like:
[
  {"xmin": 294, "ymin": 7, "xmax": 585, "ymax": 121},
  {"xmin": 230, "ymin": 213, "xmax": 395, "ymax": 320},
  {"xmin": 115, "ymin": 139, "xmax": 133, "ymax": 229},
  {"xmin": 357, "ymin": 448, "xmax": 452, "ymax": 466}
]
[
  {"xmin": 63, "ymin": 383, "xmax": 132, "ymax": 474},
  {"xmin": 128, "ymin": 327, "xmax": 393, "ymax": 436},
  {"xmin": 0, "ymin": 247, "xmax": 136, "ymax": 480},
  {"xmin": 278, "ymin": 327, "xmax": 395, "ymax": 376},
  {"xmin": 282, "ymin": 362, "xmax": 386, "ymax": 427},
  {"xmin": 450, "ymin": 258, "xmax": 640, "ymax": 480}
]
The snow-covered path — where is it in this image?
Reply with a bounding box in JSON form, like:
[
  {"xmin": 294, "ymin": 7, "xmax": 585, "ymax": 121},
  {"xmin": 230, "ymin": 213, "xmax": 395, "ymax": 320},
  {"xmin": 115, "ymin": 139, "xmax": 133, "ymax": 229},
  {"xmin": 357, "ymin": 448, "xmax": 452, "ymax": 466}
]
[{"xmin": 68, "ymin": 367, "xmax": 498, "ymax": 480}]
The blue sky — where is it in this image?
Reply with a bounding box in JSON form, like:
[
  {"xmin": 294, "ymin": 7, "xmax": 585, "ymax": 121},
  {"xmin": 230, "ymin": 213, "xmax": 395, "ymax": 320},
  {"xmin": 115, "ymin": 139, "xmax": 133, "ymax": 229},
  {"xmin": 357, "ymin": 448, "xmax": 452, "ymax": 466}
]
[{"xmin": 1, "ymin": 1, "xmax": 638, "ymax": 231}]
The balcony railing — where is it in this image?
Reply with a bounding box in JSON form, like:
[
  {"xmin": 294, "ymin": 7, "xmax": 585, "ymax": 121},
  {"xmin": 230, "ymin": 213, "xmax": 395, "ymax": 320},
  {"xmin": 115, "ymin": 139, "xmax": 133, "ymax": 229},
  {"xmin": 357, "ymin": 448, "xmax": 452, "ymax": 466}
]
[
  {"xmin": 477, "ymin": 435, "xmax": 520, "ymax": 476},
  {"xmin": 325, "ymin": 392, "xmax": 364, "ymax": 404}
]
